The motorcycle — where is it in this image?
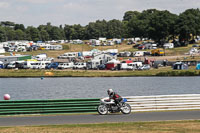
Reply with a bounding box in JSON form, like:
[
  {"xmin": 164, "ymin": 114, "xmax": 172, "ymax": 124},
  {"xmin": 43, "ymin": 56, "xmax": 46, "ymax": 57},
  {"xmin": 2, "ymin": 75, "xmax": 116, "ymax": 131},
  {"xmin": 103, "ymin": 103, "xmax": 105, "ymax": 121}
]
[{"xmin": 97, "ymin": 97, "xmax": 131, "ymax": 115}]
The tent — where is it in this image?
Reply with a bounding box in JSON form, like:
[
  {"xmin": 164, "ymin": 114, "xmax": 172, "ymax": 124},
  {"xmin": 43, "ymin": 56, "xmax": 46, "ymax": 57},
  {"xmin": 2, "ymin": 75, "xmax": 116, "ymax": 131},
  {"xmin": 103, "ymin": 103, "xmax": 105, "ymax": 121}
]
[
  {"xmin": 196, "ymin": 63, "xmax": 200, "ymax": 70},
  {"xmin": 106, "ymin": 59, "xmax": 120, "ymax": 70},
  {"xmin": 173, "ymin": 62, "xmax": 188, "ymax": 70}
]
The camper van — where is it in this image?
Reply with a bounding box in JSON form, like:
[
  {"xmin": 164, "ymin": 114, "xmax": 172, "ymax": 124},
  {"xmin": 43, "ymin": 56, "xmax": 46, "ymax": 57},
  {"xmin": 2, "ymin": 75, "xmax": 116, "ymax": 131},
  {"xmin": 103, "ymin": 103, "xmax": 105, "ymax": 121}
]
[
  {"xmin": 23, "ymin": 60, "xmax": 37, "ymax": 69},
  {"xmin": 126, "ymin": 62, "xmax": 143, "ymax": 70},
  {"xmin": 133, "ymin": 51, "xmax": 145, "ymax": 57},
  {"xmin": 35, "ymin": 53, "xmax": 47, "ymax": 61},
  {"xmin": 57, "ymin": 62, "xmax": 74, "ymax": 69},
  {"xmin": 32, "ymin": 61, "xmax": 51, "ymax": 69}
]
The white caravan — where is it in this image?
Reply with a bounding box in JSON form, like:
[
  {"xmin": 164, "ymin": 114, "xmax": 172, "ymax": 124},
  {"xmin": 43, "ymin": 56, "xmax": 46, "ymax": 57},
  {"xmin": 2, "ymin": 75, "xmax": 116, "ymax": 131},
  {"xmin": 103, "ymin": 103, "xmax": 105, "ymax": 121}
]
[
  {"xmin": 58, "ymin": 52, "xmax": 78, "ymax": 59},
  {"xmin": 163, "ymin": 43, "xmax": 174, "ymax": 49}
]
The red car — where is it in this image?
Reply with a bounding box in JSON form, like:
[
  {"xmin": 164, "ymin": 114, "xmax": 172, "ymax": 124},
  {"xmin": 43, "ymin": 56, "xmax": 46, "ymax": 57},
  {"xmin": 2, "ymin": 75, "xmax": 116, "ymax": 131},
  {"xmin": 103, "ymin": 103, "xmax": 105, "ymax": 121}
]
[{"xmin": 138, "ymin": 44, "xmax": 145, "ymax": 50}]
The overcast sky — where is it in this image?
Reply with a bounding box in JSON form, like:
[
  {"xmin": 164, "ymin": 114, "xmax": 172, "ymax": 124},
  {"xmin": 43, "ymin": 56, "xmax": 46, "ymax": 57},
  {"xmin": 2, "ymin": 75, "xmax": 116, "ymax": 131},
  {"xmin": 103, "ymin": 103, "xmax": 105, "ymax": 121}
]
[{"xmin": 0, "ymin": 0, "xmax": 199, "ymax": 27}]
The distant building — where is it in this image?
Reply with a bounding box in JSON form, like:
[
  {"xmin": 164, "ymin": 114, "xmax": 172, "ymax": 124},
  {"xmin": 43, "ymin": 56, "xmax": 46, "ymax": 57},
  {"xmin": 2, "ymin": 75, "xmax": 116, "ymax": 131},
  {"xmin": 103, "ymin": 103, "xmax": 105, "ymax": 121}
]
[{"xmin": 0, "ymin": 55, "xmax": 31, "ymax": 64}]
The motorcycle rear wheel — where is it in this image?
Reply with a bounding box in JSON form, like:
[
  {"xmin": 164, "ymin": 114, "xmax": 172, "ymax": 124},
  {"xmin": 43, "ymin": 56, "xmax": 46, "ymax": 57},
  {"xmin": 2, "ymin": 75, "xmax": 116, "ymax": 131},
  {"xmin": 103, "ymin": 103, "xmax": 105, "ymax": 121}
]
[
  {"xmin": 121, "ymin": 103, "xmax": 131, "ymax": 114},
  {"xmin": 97, "ymin": 105, "xmax": 108, "ymax": 115}
]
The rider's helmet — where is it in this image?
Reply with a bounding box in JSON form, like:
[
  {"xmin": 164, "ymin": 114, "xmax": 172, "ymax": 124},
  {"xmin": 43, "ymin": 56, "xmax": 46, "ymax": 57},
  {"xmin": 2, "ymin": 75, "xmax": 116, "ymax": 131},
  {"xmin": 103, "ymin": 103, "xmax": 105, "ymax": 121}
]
[{"xmin": 107, "ymin": 88, "xmax": 114, "ymax": 96}]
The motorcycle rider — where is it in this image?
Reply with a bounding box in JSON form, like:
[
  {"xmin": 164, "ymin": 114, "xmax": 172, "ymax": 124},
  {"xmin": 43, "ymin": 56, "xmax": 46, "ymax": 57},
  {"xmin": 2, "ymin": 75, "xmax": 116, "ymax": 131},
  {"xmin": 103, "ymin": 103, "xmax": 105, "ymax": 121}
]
[{"xmin": 107, "ymin": 89, "xmax": 123, "ymax": 107}]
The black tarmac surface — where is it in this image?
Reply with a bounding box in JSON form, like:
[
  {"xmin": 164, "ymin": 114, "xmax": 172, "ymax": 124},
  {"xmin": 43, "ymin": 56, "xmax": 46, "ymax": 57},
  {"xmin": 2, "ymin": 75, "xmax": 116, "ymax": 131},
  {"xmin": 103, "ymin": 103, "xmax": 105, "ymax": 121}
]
[{"xmin": 0, "ymin": 110, "xmax": 200, "ymax": 126}]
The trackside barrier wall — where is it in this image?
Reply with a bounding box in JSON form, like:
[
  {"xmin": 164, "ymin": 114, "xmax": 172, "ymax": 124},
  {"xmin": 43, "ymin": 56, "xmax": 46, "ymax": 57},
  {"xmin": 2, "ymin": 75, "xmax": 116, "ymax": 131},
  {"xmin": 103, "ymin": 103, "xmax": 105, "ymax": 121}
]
[
  {"xmin": 0, "ymin": 98, "xmax": 100, "ymax": 115},
  {"xmin": 1, "ymin": 94, "xmax": 200, "ymax": 115},
  {"xmin": 125, "ymin": 94, "xmax": 200, "ymax": 112}
]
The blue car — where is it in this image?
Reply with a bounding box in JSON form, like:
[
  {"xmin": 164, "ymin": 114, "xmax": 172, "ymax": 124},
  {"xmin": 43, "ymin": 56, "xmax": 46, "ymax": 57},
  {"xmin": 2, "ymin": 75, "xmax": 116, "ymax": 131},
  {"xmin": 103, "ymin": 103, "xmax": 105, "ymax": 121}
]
[
  {"xmin": 46, "ymin": 62, "xmax": 59, "ymax": 69},
  {"xmin": 0, "ymin": 62, "xmax": 3, "ymax": 69}
]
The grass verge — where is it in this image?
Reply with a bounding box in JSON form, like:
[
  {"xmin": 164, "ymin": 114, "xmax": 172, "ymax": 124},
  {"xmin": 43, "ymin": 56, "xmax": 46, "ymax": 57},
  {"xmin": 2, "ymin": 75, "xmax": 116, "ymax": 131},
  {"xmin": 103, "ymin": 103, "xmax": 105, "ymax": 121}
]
[
  {"xmin": 1, "ymin": 120, "xmax": 200, "ymax": 133},
  {"xmin": 0, "ymin": 67, "xmax": 200, "ymax": 77}
]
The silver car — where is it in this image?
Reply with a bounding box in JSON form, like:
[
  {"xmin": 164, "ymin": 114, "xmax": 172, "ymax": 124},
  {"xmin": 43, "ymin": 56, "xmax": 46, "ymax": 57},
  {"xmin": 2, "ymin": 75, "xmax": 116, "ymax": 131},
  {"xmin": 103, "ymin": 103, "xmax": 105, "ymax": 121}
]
[{"xmin": 138, "ymin": 64, "xmax": 150, "ymax": 70}]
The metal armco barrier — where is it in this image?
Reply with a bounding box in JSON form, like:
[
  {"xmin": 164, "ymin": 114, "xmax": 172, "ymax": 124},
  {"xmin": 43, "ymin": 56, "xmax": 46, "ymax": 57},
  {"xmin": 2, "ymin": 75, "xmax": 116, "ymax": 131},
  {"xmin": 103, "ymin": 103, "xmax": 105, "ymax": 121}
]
[
  {"xmin": 125, "ymin": 94, "xmax": 200, "ymax": 112},
  {"xmin": 0, "ymin": 98, "xmax": 100, "ymax": 115}
]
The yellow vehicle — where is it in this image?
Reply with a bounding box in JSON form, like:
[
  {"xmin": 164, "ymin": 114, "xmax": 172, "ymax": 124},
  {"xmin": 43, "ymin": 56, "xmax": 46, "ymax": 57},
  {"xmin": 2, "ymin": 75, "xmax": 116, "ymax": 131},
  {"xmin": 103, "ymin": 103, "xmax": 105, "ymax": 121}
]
[
  {"xmin": 38, "ymin": 47, "xmax": 45, "ymax": 50},
  {"xmin": 151, "ymin": 49, "xmax": 165, "ymax": 56}
]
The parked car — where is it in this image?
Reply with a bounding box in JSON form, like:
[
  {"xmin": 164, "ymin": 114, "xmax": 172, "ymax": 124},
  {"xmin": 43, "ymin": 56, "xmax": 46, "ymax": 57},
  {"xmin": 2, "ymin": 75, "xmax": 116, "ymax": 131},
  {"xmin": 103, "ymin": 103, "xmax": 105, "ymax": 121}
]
[
  {"xmin": 0, "ymin": 61, "xmax": 3, "ymax": 69},
  {"xmin": 97, "ymin": 64, "xmax": 106, "ymax": 70},
  {"xmin": 138, "ymin": 64, "xmax": 151, "ymax": 70},
  {"xmin": 151, "ymin": 49, "xmax": 165, "ymax": 56},
  {"xmin": 163, "ymin": 43, "xmax": 174, "ymax": 49},
  {"xmin": 7, "ymin": 61, "xmax": 24, "ymax": 69},
  {"xmin": 138, "ymin": 44, "xmax": 145, "ymax": 50},
  {"xmin": 192, "ymin": 44, "xmax": 199, "ymax": 47},
  {"xmin": 132, "ymin": 44, "xmax": 140, "ymax": 48},
  {"xmin": 7, "ymin": 61, "xmax": 16, "ymax": 69},
  {"xmin": 73, "ymin": 62, "xmax": 87, "ymax": 69},
  {"xmin": 57, "ymin": 62, "xmax": 74, "ymax": 69},
  {"xmin": 46, "ymin": 62, "xmax": 59, "ymax": 69}
]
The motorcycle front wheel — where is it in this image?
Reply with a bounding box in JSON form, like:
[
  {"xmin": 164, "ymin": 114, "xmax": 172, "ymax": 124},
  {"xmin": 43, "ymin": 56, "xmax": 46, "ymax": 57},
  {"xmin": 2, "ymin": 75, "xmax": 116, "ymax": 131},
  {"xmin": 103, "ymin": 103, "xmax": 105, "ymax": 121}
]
[
  {"xmin": 97, "ymin": 104, "xmax": 108, "ymax": 115},
  {"xmin": 121, "ymin": 103, "xmax": 131, "ymax": 114}
]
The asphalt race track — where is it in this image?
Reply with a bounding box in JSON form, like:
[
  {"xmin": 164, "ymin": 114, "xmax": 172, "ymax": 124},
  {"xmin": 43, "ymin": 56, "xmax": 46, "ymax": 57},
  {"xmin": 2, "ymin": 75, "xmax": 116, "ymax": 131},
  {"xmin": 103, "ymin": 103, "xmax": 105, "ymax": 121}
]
[{"xmin": 0, "ymin": 110, "xmax": 200, "ymax": 126}]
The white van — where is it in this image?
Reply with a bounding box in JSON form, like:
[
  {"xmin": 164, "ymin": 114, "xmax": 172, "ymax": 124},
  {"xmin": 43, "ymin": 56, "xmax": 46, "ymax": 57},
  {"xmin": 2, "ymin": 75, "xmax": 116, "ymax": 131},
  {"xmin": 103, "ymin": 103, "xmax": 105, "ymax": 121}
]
[
  {"xmin": 120, "ymin": 63, "xmax": 128, "ymax": 70},
  {"xmin": 73, "ymin": 62, "xmax": 87, "ymax": 69},
  {"xmin": 23, "ymin": 61, "xmax": 37, "ymax": 69},
  {"xmin": 58, "ymin": 62, "xmax": 74, "ymax": 69},
  {"xmin": 126, "ymin": 62, "xmax": 143, "ymax": 70},
  {"xmin": 35, "ymin": 54, "xmax": 47, "ymax": 61},
  {"xmin": 7, "ymin": 61, "xmax": 16, "ymax": 69},
  {"xmin": 32, "ymin": 61, "xmax": 51, "ymax": 69}
]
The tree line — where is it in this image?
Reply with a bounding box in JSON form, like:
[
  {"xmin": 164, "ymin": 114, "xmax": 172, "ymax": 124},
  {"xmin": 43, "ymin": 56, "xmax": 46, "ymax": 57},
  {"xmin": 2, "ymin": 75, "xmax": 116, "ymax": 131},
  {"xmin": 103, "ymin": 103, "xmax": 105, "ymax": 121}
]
[{"xmin": 0, "ymin": 8, "xmax": 200, "ymax": 44}]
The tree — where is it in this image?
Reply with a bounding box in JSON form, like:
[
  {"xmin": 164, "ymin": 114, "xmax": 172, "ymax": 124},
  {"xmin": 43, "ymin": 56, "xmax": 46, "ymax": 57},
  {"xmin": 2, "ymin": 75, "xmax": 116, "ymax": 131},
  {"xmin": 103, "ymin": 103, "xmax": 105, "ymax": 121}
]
[
  {"xmin": 107, "ymin": 19, "xmax": 124, "ymax": 39},
  {"xmin": 26, "ymin": 26, "xmax": 41, "ymax": 42},
  {"xmin": 0, "ymin": 26, "xmax": 6, "ymax": 42},
  {"xmin": 6, "ymin": 28, "xmax": 16, "ymax": 41},
  {"xmin": 15, "ymin": 29, "xmax": 25, "ymax": 40},
  {"xmin": 15, "ymin": 24, "xmax": 25, "ymax": 31},
  {"xmin": 144, "ymin": 9, "xmax": 177, "ymax": 44},
  {"xmin": 123, "ymin": 11, "xmax": 140, "ymax": 21},
  {"xmin": 127, "ymin": 13, "xmax": 148, "ymax": 39},
  {"xmin": 1, "ymin": 21, "xmax": 15, "ymax": 27},
  {"xmin": 49, "ymin": 26, "xmax": 64, "ymax": 40},
  {"xmin": 40, "ymin": 29, "xmax": 49, "ymax": 41},
  {"xmin": 85, "ymin": 20, "xmax": 107, "ymax": 39},
  {"xmin": 175, "ymin": 8, "xmax": 200, "ymax": 42}
]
